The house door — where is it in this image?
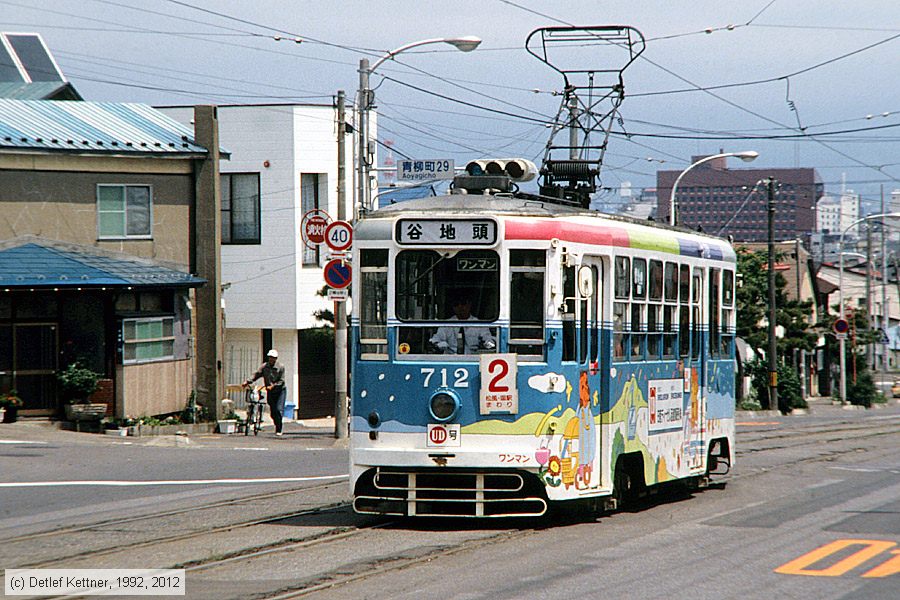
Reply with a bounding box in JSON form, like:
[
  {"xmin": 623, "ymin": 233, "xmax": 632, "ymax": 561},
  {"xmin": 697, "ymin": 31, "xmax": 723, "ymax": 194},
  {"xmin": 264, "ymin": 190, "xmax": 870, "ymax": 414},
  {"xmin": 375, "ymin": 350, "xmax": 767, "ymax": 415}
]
[{"xmin": 0, "ymin": 323, "xmax": 58, "ymax": 413}]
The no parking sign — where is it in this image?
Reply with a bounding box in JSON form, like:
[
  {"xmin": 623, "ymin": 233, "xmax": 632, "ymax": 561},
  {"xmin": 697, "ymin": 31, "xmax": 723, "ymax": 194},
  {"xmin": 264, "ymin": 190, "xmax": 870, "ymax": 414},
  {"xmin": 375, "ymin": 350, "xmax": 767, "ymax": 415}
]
[{"xmin": 323, "ymin": 259, "xmax": 352, "ymax": 289}]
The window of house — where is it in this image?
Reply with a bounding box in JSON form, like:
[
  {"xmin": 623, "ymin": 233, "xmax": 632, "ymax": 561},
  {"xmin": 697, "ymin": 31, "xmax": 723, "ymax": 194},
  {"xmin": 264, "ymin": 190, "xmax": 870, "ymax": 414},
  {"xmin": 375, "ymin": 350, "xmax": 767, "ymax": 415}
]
[
  {"xmin": 122, "ymin": 316, "xmax": 175, "ymax": 363},
  {"xmin": 301, "ymin": 173, "xmax": 324, "ymax": 265},
  {"xmin": 98, "ymin": 184, "xmax": 151, "ymax": 238},
  {"xmin": 221, "ymin": 173, "xmax": 260, "ymax": 244}
]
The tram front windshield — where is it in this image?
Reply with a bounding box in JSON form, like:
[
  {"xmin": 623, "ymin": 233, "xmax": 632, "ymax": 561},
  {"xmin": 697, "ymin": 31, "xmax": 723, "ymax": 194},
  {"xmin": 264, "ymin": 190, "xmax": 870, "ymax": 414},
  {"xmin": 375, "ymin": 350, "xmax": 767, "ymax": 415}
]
[{"xmin": 396, "ymin": 249, "xmax": 499, "ymax": 357}]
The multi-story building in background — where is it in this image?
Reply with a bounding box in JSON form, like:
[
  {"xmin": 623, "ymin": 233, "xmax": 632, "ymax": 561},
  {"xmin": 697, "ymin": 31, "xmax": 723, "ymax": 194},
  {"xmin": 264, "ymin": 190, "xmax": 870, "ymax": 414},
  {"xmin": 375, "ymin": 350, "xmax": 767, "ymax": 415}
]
[
  {"xmin": 816, "ymin": 190, "xmax": 860, "ymax": 234},
  {"xmin": 656, "ymin": 154, "xmax": 823, "ymax": 242}
]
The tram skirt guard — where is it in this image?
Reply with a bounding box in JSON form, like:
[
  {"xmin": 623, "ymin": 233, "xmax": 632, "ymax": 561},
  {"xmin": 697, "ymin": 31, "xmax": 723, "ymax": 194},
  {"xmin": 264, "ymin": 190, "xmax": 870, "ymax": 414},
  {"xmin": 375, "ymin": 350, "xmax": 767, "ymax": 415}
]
[{"xmin": 353, "ymin": 468, "xmax": 549, "ymax": 518}]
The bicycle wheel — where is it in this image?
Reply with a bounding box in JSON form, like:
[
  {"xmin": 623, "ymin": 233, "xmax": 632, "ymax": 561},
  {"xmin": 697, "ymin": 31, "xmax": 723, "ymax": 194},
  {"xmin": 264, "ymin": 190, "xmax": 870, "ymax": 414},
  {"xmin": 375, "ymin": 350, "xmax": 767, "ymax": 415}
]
[
  {"xmin": 244, "ymin": 403, "xmax": 253, "ymax": 435},
  {"xmin": 254, "ymin": 403, "xmax": 263, "ymax": 435}
]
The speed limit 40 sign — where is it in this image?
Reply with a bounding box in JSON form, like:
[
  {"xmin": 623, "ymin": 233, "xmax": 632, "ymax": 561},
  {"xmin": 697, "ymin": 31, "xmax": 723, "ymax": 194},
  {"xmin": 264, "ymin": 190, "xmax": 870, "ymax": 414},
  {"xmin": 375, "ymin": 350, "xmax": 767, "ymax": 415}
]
[{"xmin": 325, "ymin": 220, "xmax": 353, "ymax": 252}]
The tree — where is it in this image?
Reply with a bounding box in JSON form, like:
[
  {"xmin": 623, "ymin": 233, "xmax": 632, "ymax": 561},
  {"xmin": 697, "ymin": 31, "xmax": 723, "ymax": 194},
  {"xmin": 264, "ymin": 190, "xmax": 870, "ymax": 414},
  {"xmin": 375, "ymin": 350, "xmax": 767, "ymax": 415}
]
[
  {"xmin": 817, "ymin": 305, "xmax": 881, "ymax": 407},
  {"xmin": 736, "ymin": 247, "xmax": 817, "ymax": 411}
]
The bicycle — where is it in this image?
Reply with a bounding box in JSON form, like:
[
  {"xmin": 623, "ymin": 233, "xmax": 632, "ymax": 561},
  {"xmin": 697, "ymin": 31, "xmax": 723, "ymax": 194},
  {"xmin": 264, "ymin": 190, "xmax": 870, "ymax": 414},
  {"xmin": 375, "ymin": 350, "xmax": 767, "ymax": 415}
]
[{"xmin": 243, "ymin": 385, "xmax": 266, "ymax": 436}]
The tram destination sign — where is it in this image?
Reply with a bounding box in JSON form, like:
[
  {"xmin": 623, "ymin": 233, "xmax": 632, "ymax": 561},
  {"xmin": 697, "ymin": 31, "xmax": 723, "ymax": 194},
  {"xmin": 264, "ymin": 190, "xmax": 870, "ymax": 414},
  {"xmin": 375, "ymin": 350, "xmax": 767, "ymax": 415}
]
[{"xmin": 396, "ymin": 219, "xmax": 497, "ymax": 246}]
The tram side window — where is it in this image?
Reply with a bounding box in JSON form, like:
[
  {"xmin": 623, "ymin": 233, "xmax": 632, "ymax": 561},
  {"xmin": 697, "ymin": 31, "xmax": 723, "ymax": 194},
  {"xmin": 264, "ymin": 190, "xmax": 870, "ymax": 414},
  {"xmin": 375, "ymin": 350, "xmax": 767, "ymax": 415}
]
[
  {"xmin": 721, "ymin": 268, "xmax": 735, "ymax": 358},
  {"xmin": 679, "ymin": 265, "xmax": 690, "ymax": 358},
  {"xmin": 632, "ymin": 258, "xmax": 647, "ymax": 300},
  {"xmin": 692, "ymin": 272, "xmax": 702, "ymax": 360},
  {"xmin": 562, "ymin": 264, "xmax": 576, "ymax": 362},
  {"xmin": 613, "ymin": 256, "xmax": 630, "ymax": 361},
  {"xmin": 360, "ymin": 249, "xmax": 389, "ymax": 359},
  {"xmin": 509, "ymin": 250, "xmax": 546, "ymax": 359},
  {"xmin": 613, "ymin": 302, "xmax": 627, "ymax": 361},
  {"xmin": 663, "ymin": 263, "xmax": 678, "ymax": 359},
  {"xmin": 615, "ymin": 256, "xmax": 630, "ymax": 299},
  {"xmin": 709, "ymin": 268, "xmax": 721, "ymax": 359},
  {"xmin": 646, "ymin": 260, "xmax": 663, "ymax": 359}
]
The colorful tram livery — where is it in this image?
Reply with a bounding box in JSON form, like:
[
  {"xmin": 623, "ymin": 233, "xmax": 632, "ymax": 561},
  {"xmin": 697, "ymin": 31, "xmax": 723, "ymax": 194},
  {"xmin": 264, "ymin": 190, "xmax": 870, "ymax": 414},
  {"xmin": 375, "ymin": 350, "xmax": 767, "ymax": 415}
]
[{"xmin": 350, "ymin": 194, "xmax": 736, "ymax": 517}]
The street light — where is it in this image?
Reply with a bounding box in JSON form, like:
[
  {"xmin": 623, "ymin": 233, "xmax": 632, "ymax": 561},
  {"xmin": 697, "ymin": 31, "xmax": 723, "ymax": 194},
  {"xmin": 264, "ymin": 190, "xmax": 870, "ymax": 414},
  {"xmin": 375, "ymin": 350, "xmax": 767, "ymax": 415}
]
[
  {"xmin": 837, "ymin": 212, "xmax": 900, "ymax": 405},
  {"xmin": 357, "ymin": 36, "xmax": 482, "ymax": 216},
  {"xmin": 668, "ymin": 151, "xmax": 759, "ymax": 226}
]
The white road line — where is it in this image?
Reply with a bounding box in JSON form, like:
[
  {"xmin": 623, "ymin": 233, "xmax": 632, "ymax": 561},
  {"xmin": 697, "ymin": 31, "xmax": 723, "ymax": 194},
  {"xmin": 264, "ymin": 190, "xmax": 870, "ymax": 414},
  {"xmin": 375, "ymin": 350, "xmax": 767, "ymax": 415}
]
[
  {"xmin": 0, "ymin": 474, "xmax": 348, "ymax": 488},
  {"xmin": 829, "ymin": 466, "xmax": 889, "ymax": 473},
  {"xmin": 0, "ymin": 440, "xmax": 48, "ymax": 445},
  {"xmin": 233, "ymin": 447, "xmax": 270, "ymax": 451}
]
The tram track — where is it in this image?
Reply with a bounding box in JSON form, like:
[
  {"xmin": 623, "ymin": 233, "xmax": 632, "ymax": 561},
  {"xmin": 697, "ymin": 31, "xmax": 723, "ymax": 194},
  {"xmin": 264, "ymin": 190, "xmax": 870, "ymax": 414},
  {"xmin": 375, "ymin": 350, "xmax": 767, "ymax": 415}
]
[
  {"xmin": 0, "ymin": 482, "xmax": 350, "ymax": 569},
  {"xmin": 9, "ymin": 416, "xmax": 898, "ymax": 599}
]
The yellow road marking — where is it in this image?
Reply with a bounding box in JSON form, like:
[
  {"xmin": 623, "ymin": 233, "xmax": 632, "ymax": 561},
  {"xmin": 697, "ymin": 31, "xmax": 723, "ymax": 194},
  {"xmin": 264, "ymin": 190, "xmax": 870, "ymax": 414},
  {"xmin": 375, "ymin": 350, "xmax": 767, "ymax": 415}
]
[
  {"xmin": 863, "ymin": 550, "xmax": 900, "ymax": 578},
  {"xmin": 775, "ymin": 539, "xmax": 897, "ymax": 577}
]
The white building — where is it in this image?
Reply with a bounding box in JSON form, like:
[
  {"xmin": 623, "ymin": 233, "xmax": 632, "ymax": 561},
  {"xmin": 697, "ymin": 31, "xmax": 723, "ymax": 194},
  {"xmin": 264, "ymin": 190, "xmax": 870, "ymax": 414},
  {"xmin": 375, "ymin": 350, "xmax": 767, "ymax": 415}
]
[
  {"xmin": 160, "ymin": 103, "xmax": 355, "ymax": 418},
  {"xmin": 817, "ymin": 190, "xmax": 859, "ymax": 234}
]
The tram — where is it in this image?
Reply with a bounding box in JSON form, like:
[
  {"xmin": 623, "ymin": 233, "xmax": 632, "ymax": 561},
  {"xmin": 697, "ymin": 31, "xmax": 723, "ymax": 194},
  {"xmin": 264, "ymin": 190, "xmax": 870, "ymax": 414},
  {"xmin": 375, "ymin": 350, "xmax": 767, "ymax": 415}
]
[{"xmin": 348, "ymin": 159, "xmax": 736, "ymax": 517}]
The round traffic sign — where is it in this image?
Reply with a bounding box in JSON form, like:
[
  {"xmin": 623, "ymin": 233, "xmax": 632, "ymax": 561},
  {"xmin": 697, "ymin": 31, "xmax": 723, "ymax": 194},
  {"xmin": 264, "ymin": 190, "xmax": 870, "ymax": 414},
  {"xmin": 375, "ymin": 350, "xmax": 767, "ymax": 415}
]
[
  {"xmin": 301, "ymin": 209, "xmax": 330, "ymax": 249},
  {"xmin": 325, "ymin": 220, "xmax": 353, "ymax": 252},
  {"xmin": 833, "ymin": 318, "xmax": 850, "ymax": 335},
  {"xmin": 323, "ymin": 259, "xmax": 352, "ymax": 289}
]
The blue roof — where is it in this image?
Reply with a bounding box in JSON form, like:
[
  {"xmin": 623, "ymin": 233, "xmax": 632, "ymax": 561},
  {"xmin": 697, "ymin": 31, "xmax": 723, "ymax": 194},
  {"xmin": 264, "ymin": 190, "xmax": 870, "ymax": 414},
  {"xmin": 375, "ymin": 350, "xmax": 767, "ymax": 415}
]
[
  {"xmin": 0, "ymin": 82, "xmax": 82, "ymax": 101},
  {"xmin": 0, "ymin": 99, "xmax": 211, "ymax": 155},
  {"xmin": 0, "ymin": 238, "xmax": 204, "ymax": 288}
]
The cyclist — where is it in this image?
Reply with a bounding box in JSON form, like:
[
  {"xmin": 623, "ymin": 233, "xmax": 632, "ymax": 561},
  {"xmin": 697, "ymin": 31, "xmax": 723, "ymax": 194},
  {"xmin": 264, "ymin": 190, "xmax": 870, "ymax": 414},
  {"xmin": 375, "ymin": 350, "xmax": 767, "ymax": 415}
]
[{"xmin": 243, "ymin": 349, "xmax": 286, "ymax": 436}]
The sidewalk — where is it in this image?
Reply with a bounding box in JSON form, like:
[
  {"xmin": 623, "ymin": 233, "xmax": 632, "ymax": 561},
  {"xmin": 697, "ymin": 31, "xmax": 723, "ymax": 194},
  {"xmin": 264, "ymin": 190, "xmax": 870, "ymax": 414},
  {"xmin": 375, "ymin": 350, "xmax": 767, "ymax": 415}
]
[
  {"xmin": 736, "ymin": 395, "xmax": 900, "ymax": 418},
  {"xmin": 0, "ymin": 414, "xmax": 345, "ymax": 448}
]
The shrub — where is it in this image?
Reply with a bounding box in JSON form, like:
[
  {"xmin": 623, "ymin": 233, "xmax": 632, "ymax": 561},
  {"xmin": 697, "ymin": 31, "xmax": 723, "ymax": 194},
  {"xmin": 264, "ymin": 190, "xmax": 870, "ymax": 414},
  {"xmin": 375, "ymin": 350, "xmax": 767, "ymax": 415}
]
[{"xmin": 57, "ymin": 362, "xmax": 101, "ymax": 403}]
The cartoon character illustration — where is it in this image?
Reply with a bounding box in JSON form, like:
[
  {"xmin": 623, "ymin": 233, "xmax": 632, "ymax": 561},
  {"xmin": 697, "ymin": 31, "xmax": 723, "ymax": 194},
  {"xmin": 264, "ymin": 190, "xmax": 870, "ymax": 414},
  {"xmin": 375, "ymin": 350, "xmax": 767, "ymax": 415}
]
[{"xmin": 575, "ymin": 371, "xmax": 597, "ymax": 488}]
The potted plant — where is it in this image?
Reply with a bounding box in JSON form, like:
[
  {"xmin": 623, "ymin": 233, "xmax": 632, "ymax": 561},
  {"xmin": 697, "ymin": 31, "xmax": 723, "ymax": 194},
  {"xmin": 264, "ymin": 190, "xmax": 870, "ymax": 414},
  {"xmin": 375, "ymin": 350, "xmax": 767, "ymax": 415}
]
[
  {"xmin": 57, "ymin": 362, "xmax": 105, "ymax": 422},
  {"xmin": 0, "ymin": 389, "xmax": 23, "ymax": 423}
]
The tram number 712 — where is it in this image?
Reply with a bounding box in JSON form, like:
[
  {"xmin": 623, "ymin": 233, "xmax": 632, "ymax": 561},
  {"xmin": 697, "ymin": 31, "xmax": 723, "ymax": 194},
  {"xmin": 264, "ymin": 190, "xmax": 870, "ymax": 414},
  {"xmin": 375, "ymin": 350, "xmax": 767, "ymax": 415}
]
[{"xmin": 421, "ymin": 367, "xmax": 469, "ymax": 388}]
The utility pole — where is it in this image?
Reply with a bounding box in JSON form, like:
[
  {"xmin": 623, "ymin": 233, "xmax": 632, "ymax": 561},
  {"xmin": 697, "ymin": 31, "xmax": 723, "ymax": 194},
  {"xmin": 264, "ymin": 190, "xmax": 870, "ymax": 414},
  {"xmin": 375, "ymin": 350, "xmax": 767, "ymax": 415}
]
[
  {"xmin": 866, "ymin": 221, "xmax": 873, "ymax": 369},
  {"xmin": 193, "ymin": 105, "xmax": 224, "ymax": 419},
  {"xmin": 357, "ymin": 59, "xmax": 369, "ymax": 216},
  {"xmin": 881, "ymin": 184, "xmax": 888, "ymax": 376},
  {"xmin": 766, "ymin": 177, "xmax": 778, "ymax": 412},
  {"xmin": 334, "ymin": 90, "xmax": 349, "ymax": 439}
]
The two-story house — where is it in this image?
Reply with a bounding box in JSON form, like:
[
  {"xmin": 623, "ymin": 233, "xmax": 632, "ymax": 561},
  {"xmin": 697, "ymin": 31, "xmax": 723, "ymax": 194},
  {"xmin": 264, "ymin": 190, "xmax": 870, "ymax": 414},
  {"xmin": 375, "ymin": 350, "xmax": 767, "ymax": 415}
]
[{"xmin": 0, "ymin": 99, "xmax": 222, "ymax": 419}]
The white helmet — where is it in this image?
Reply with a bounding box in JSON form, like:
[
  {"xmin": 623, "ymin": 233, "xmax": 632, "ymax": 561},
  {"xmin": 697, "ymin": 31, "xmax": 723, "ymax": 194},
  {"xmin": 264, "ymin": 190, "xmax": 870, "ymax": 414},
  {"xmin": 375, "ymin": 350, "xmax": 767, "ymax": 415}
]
[{"xmin": 267, "ymin": 349, "xmax": 279, "ymax": 358}]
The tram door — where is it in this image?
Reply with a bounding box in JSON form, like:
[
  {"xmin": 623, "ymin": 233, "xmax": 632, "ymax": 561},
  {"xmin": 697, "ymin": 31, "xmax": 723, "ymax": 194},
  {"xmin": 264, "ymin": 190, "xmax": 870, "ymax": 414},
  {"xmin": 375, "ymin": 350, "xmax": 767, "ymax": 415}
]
[{"xmin": 690, "ymin": 268, "xmax": 707, "ymax": 470}]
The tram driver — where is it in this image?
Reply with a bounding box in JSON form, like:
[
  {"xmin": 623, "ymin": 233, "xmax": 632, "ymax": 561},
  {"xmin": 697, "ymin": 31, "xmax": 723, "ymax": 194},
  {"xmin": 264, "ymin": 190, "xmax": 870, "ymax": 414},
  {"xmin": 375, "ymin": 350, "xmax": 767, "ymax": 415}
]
[{"xmin": 429, "ymin": 294, "xmax": 496, "ymax": 354}]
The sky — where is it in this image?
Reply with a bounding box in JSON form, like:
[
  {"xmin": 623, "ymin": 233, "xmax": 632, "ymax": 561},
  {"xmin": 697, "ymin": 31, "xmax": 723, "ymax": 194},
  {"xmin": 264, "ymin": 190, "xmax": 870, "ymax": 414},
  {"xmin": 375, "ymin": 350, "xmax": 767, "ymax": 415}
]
[{"xmin": 3, "ymin": 0, "xmax": 899, "ymax": 208}]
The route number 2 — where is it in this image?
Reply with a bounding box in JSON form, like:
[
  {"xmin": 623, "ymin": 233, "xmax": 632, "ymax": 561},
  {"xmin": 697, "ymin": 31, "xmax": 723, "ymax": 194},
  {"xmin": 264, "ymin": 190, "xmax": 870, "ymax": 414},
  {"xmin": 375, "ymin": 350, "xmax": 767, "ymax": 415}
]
[{"xmin": 479, "ymin": 354, "xmax": 518, "ymax": 415}]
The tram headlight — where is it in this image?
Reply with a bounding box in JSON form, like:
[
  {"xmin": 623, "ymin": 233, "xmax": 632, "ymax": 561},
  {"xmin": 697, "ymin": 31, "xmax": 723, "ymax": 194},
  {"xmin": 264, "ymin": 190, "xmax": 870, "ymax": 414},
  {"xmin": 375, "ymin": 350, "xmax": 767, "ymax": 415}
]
[
  {"xmin": 367, "ymin": 410, "xmax": 381, "ymax": 428},
  {"xmin": 429, "ymin": 390, "xmax": 460, "ymax": 422}
]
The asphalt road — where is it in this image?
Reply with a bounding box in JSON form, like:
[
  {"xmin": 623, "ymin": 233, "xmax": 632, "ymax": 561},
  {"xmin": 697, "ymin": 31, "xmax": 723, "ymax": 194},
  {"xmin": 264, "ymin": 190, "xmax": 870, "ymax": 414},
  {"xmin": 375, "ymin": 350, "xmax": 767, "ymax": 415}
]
[
  {"xmin": 0, "ymin": 422, "xmax": 348, "ymax": 538},
  {"xmin": 1, "ymin": 402, "xmax": 898, "ymax": 600}
]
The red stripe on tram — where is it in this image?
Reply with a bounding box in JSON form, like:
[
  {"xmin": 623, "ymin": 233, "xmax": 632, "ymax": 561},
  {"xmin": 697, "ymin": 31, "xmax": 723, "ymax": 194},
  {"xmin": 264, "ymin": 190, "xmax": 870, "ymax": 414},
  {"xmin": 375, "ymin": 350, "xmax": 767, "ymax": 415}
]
[{"xmin": 504, "ymin": 219, "xmax": 631, "ymax": 248}]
